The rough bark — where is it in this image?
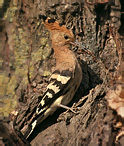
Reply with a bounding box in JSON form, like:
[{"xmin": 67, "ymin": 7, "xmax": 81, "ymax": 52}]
[{"xmin": 1, "ymin": 0, "xmax": 124, "ymax": 145}]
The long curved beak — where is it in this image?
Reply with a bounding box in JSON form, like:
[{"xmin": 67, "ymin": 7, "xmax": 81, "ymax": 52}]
[{"xmin": 70, "ymin": 41, "xmax": 97, "ymax": 63}]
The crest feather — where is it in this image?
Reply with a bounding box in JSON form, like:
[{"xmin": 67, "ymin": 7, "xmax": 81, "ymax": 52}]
[{"xmin": 39, "ymin": 15, "xmax": 73, "ymax": 37}]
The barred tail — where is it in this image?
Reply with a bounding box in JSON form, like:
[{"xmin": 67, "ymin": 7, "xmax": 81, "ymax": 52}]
[
  {"xmin": 23, "ymin": 120, "xmax": 37, "ymax": 139},
  {"xmin": 23, "ymin": 113, "xmax": 44, "ymax": 139}
]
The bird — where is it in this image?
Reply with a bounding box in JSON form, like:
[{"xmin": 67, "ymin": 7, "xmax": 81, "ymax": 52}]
[{"xmin": 21, "ymin": 15, "xmax": 82, "ymax": 139}]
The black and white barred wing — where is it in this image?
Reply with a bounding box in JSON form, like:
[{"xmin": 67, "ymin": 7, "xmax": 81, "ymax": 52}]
[
  {"xmin": 23, "ymin": 70, "xmax": 73, "ymax": 139},
  {"xmin": 36, "ymin": 69, "xmax": 73, "ymax": 115}
]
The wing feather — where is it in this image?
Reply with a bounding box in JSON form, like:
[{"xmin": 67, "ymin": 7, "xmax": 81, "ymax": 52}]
[
  {"xmin": 23, "ymin": 69, "xmax": 73, "ymax": 139},
  {"xmin": 36, "ymin": 69, "xmax": 73, "ymax": 115}
]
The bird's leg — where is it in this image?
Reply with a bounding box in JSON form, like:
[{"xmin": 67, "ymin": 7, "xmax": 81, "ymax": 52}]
[{"xmin": 59, "ymin": 104, "xmax": 77, "ymax": 114}]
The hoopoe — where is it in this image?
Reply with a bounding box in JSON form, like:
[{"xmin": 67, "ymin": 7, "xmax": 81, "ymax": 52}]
[{"xmin": 22, "ymin": 15, "xmax": 82, "ymax": 139}]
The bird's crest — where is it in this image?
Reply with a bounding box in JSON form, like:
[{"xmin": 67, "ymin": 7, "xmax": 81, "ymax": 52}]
[{"xmin": 39, "ymin": 15, "xmax": 74, "ymax": 37}]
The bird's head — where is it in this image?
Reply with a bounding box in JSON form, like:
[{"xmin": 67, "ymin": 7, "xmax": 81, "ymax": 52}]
[
  {"xmin": 39, "ymin": 15, "xmax": 97, "ymax": 62},
  {"xmin": 39, "ymin": 15, "xmax": 75, "ymax": 47}
]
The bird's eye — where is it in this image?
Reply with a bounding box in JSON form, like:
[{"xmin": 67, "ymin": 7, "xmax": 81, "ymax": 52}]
[{"xmin": 64, "ymin": 35, "xmax": 68, "ymax": 39}]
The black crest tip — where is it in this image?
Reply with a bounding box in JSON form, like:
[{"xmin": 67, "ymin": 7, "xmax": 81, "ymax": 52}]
[
  {"xmin": 59, "ymin": 23, "xmax": 63, "ymax": 27},
  {"xmin": 39, "ymin": 15, "xmax": 47, "ymax": 21},
  {"xmin": 48, "ymin": 18, "xmax": 56, "ymax": 23}
]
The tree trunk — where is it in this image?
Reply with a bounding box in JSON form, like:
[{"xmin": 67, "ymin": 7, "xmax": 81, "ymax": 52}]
[{"xmin": 1, "ymin": 0, "xmax": 124, "ymax": 145}]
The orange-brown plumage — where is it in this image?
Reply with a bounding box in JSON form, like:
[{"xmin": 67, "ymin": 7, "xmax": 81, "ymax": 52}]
[
  {"xmin": 43, "ymin": 17, "xmax": 74, "ymax": 37},
  {"xmin": 41, "ymin": 15, "xmax": 76, "ymax": 72}
]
